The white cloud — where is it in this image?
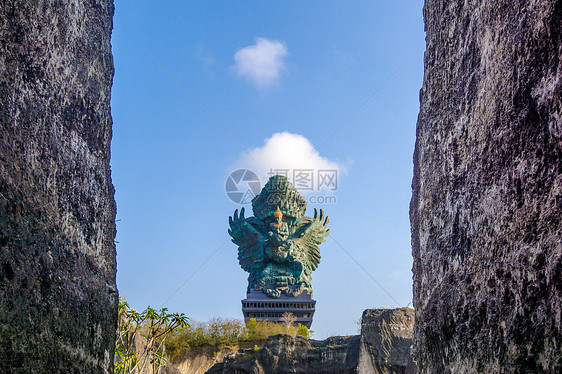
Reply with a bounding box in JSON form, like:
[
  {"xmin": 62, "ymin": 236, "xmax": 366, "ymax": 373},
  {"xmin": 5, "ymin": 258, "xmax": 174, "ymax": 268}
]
[
  {"xmin": 234, "ymin": 38, "xmax": 288, "ymax": 89},
  {"xmin": 232, "ymin": 132, "xmax": 344, "ymax": 193}
]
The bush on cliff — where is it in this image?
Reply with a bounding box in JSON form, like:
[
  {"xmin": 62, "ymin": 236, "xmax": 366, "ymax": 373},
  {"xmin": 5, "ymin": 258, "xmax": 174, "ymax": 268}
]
[{"xmin": 166, "ymin": 317, "xmax": 313, "ymax": 361}]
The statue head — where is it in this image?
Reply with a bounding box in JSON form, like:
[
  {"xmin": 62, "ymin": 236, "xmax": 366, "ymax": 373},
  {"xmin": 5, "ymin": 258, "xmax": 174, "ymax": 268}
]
[{"xmin": 251, "ymin": 175, "xmax": 307, "ymax": 221}]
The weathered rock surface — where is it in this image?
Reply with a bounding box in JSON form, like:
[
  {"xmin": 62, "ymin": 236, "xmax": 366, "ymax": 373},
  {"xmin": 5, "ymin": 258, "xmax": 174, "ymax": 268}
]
[
  {"xmin": 206, "ymin": 335, "xmax": 361, "ymax": 374},
  {"xmin": 411, "ymin": 0, "xmax": 561, "ymax": 373},
  {"xmin": 0, "ymin": 1, "xmax": 117, "ymax": 373},
  {"xmin": 203, "ymin": 308, "xmax": 414, "ymax": 374},
  {"xmin": 167, "ymin": 341, "xmax": 267, "ymax": 374},
  {"xmin": 358, "ymin": 308, "xmax": 415, "ymax": 373}
]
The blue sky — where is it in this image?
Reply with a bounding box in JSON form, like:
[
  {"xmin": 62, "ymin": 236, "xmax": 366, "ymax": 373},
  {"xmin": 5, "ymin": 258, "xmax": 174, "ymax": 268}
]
[{"xmin": 111, "ymin": 0, "xmax": 425, "ymax": 339}]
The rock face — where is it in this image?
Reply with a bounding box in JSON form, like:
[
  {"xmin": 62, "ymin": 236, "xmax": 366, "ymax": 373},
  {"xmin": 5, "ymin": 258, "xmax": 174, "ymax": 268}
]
[
  {"xmin": 358, "ymin": 308, "xmax": 415, "ymax": 373},
  {"xmin": 0, "ymin": 1, "xmax": 117, "ymax": 373},
  {"xmin": 206, "ymin": 335, "xmax": 361, "ymax": 374},
  {"xmin": 167, "ymin": 345, "xmax": 248, "ymax": 374},
  {"xmin": 411, "ymin": 0, "xmax": 561, "ymax": 373},
  {"xmin": 204, "ymin": 308, "xmax": 414, "ymax": 374}
]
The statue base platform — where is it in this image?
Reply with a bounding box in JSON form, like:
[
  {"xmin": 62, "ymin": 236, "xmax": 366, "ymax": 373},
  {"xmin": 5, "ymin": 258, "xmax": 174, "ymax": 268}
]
[{"xmin": 241, "ymin": 289, "xmax": 316, "ymax": 328}]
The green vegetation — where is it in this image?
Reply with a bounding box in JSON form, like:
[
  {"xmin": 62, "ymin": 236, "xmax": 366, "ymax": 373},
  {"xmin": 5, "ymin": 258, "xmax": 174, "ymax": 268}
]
[
  {"xmin": 115, "ymin": 298, "xmax": 314, "ymax": 367},
  {"xmin": 166, "ymin": 317, "xmax": 314, "ymax": 361},
  {"xmin": 298, "ymin": 322, "xmax": 313, "ymax": 339},
  {"xmin": 115, "ymin": 297, "xmax": 189, "ymax": 374}
]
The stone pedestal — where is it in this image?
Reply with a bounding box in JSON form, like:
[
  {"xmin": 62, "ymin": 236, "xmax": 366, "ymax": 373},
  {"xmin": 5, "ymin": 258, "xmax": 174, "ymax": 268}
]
[{"xmin": 241, "ymin": 290, "xmax": 316, "ymax": 328}]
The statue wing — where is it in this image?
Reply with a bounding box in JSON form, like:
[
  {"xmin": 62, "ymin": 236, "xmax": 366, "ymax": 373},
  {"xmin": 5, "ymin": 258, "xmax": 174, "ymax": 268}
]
[
  {"xmin": 291, "ymin": 208, "xmax": 330, "ymax": 273},
  {"xmin": 228, "ymin": 207, "xmax": 266, "ymax": 276}
]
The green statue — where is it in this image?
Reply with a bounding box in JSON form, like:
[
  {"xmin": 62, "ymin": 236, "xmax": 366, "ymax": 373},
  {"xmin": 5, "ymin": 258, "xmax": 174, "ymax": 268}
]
[{"xmin": 229, "ymin": 175, "xmax": 330, "ymax": 298}]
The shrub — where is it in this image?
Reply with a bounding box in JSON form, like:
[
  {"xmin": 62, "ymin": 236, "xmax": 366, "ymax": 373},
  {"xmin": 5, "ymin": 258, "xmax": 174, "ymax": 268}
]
[
  {"xmin": 166, "ymin": 316, "xmax": 311, "ymax": 361},
  {"xmin": 297, "ymin": 323, "xmax": 314, "ymax": 339},
  {"xmin": 115, "ymin": 297, "xmax": 189, "ymax": 374}
]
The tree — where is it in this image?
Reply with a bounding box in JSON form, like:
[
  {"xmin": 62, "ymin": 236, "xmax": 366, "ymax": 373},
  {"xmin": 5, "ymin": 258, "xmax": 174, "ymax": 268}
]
[
  {"xmin": 115, "ymin": 297, "xmax": 189, "ymax": 374},
  {"xmin": 280, "ymin": 312, "xmax": 297, "ymax": 335},
  {"xmin": 297, "ymin": 323, "xmax": 313, "ymax": 339}
]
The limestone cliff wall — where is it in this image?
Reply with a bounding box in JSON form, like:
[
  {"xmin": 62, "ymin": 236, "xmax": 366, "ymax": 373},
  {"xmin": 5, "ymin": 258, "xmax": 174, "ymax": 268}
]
[
  {"xmin": 167, "ymin": 342, "xmax": 267, "ymax": 374},
  {"xmin": 167, "ymin": 346, "xmax": 239, "ymax": 374},
  {"xmin": 411, "ymin": 0, "xmax": 561, "ymax": 372},
  {"xmin": 0, "ymin": 1, "xmax": 117, "ymax": 372},
  {"xmin": 206, "ymin": 335, "xmax": 361, "ymax": 374},
  {"xmin": 358, "ymin": 308, "xmax": 415, "ymax": 373}
]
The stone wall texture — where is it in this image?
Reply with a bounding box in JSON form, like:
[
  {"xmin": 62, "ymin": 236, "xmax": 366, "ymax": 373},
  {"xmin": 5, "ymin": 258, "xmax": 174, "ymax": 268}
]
[
  {"xmin": 0, "ymin": 1, "xmax": 117, "ymax": 373},
  {"xmin": 206, "ymin": 334, "xmax": 362, "ymax": 374},
  {"xmin": 358, "ymin": 308, "xmax": 415, "ymax": 373},
  {"xmin": 411, "ymin": 0, "xmax": 561, "ymax": 373}
]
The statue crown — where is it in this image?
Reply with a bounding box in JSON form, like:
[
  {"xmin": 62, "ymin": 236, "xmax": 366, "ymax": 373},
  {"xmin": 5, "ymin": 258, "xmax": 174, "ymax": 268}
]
[{"xmin": 251, "ymin": 175, "xmax": 307, "ymax": 220}]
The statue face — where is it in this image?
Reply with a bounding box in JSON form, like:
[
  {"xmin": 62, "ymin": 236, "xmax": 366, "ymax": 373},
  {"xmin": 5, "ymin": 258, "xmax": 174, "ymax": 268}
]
[{"xmin": 270, "ymin": 213, "xmax": 284, "ymax": 228}]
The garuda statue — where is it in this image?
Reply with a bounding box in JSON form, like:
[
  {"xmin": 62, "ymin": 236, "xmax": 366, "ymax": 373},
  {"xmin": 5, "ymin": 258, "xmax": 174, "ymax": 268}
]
[{"xmin": 228, "ymin": 175, "xmax": 329, "ymax": 298}]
